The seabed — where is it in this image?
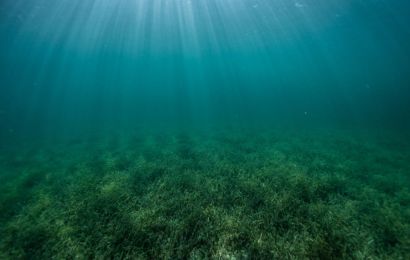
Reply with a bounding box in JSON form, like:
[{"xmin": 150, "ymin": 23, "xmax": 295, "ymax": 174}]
[{"xmin": 0, "ymin": 127, "xmax": 409, "ymax": 259}]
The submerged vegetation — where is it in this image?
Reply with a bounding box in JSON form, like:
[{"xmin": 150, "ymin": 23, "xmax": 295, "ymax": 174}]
[{"xmin": 0, "ymin": 128, "xmax": 409, "ymax": 259}]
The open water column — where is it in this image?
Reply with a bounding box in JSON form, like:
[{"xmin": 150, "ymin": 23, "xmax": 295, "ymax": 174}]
[{"xmin": 0, "ymin": 0, "xmax": 409, "ymax": 258}]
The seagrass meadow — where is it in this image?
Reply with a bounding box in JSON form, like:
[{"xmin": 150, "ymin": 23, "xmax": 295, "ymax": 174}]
[{"xmin": 1, "ymin": 0, "xmax": 410, "ymax": 259}]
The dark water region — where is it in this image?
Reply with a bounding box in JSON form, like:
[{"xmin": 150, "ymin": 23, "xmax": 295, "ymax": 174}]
[{"xmin": 1, "ymin": 0, "xmax": 410, "ymax": 259}]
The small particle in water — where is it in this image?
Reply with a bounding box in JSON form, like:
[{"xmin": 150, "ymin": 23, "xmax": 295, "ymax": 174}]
[
  {"xmin": 304, "ymin": 111, "xmax": 308, "ymax": 115},
  {"xmin": 253, "ymin": 4, "xmax": 259, "ymax": 9},
  {"xmin": 295, "ymin": 2, "xmax": 304, "ymax": 8},
  {"xmin": 8, "ymin": 129, "xmax": 14, "ymax": 133},
  {"xmin": 365, "ymin": 84, "xmax": 371, "ymax": 89}
]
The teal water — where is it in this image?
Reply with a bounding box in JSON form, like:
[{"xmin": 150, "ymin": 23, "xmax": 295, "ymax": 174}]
[{"xmin": 0, "ymin": 1, "xmax": 409, "ymax": 258}]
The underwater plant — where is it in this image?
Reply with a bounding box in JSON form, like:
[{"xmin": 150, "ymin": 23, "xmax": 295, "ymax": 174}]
[{"xmin": 0, "ymin": 129, "xmax": 409, "ymax": 259}]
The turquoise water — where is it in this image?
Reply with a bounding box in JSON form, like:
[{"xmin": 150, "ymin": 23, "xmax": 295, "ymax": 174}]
[{"xmin": 0, "ymin": 1, "xmax": 409, "ymax": 258}]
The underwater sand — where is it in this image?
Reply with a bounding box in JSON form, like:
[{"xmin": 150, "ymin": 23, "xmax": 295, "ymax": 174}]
[{"xmin": 0, "ymin": 127, "xmax": 409, "ymax": 259}]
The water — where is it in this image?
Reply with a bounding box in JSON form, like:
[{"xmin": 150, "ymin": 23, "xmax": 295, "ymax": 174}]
[{"xmin": 0, "ymin": 0, "xmax": 409, "ymax": 258}]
